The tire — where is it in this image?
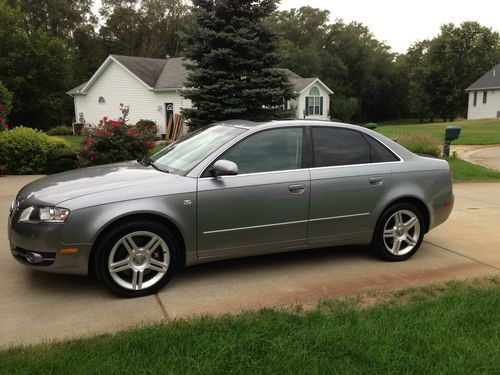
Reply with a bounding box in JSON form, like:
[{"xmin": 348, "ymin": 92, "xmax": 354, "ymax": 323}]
[
  {"xmin": 93, "ymin": 220, "xmax": 179, "ymax": 297},
  {"xmin": 372, "ymin": 202, "xmax": 424, "ymax": 261}
]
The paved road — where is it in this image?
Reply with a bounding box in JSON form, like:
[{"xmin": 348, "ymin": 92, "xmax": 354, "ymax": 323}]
[
  {"xmin": 453, "ymin": 145, "xmax": 500, "ymax": 171},
  {"xmin": 0, "ymin": 176, "xmax": 498, "ymax": 347}
]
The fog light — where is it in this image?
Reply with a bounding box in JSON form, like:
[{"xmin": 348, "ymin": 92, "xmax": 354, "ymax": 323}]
[{"xmin": 26, "ymin": 252, "xmax": 43, "ymax": 264}]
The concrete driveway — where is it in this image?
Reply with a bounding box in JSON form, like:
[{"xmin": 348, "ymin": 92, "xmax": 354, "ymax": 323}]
[{"xmin": 0, "ymin": 176, "xmax": 498, "ymax": 348}]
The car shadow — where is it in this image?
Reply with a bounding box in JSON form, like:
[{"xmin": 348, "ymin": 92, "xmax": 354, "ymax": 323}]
[
  {"xmin": 174, "ymin": 245, "xmax": 374, "ymax": 281},
  {"xmin": 21, "ymin": 245, "xmax": 374, "ymax": 297}
]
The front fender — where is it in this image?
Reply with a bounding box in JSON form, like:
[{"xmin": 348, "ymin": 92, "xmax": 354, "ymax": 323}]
[{"xmin": 60, "ymin": 193, "xmax": 197, "ymax": 264}]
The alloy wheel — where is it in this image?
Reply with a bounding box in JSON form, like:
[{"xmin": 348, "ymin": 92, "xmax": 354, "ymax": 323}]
[
  {"xmin": 108, "ymin": 231, "xmax": 170, "ymax": 290},
  {"xmin": 382, "ymin": 209, "xmax": 421, "ymax": 256}
]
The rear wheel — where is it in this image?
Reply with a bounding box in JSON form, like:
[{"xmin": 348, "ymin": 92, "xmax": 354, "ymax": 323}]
[
  {"xmin": 93, "ymin": 220, "xmax": 179, "ymax": 297},
  {"xmin": 372, "ymin": 203, "xmax": 424, "ymax": 261}
]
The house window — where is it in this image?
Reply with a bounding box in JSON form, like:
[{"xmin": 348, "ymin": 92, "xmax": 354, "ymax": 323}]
[
  {"xmin": 473, "ymin": 92, "xmax": 477, "ymax": 106},
  {"xmin": 98, "ymin": 96, "xmax": 106, "ymax": 104},
  {"xmin": 483, "ymin": 91, "xmax": 488, "ymax": 104},
  {"xmin": 306, "ymin": 87, "xmax": 323, "ymax": 116}
]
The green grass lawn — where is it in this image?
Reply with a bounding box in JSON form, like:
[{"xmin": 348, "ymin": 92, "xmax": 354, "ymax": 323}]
[
  {"xmin": 447, "ymin": 157, "xmax": 500, "ymax": 182},
  {"xmin": 376, "ymin": 118, "xmax": 500, "ymax": 145},
  {"xmin": 150, "ymin": 142, "xmax": 168, "ymax": 155},
  {"xmin": 51, "ymin": 135, "xmax": 84, "ymax": 149},
  {"xmin": 1, "ymin": 278, "xmax": 498, "ymax": 374}
]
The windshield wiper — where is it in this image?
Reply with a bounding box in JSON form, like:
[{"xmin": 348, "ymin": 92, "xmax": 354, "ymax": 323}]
[{"xmin": 140, "ymin": 156, "xmax": 170, "ymax": 173}]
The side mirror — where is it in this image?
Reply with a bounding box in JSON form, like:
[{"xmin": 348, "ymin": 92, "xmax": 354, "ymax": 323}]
[{"xmin": 211, "ymin": 159, "xmax": 238, "ymax": 177}]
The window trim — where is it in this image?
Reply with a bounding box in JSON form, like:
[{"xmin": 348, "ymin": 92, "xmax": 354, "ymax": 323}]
[
  {"xmin": 199, "ymin": 126, "xmax": 307, "ymax": 178},
  {"xmin": 483, "ymin": 91, "xmax": 488, "ymax": 104}
]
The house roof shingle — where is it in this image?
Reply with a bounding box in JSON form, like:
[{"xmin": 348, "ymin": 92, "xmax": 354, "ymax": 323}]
[
  {"xmin": 154, "ymin": 57, "xmax": 190, "ymax": 89},
  {"xmin": 112, "ymin": 54, "xmax": 167, "ymax": 87},
  {"xmin": 466, "ymin": 63, "xmax": 500, "ymax": 91},
  {"xmin": 68, "ymin": 55, "xmax": 326, "ymax": 94}
]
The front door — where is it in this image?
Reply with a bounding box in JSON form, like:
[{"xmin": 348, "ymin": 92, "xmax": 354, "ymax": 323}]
[
  {"xmin": 197, "ymin": 127, "xmax": 310, "ymax": 258},
  {"xmin": 164, "ymin": 103, "xmax": 174, "ymax": 139}
]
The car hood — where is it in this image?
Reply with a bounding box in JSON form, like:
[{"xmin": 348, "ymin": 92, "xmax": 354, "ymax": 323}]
[{"xmin": 17, "ymin": 161, "xmax": 182, "ymax": 206}]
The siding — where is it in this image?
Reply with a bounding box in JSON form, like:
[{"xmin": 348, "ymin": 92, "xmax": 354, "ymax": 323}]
[
  {"xmin": 74, "ymin": 61, "xmax": 189, "ymax": 135},
  {"xmin": 294, "ymin": 83, "xmax": 331, "ymax": 120},
  {"xmin": 467, "ymin": 89, "xmax": 500, "ymax": 120}
]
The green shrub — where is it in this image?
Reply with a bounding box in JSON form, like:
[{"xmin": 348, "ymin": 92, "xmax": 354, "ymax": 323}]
[
  {"xmin": 45, "ymin": 147, "xmax": 78, "ymax": 174},
  {"xmin": 135, "ymin": 119, "xmax": 158, "ymax": 138},
  {"xmin": 79, "ymin": 114, "xmax": 155, "ymax": 167},
  {"xmin": 364, "ymin": 122, "xmax": 377, "ymax": 130},
  {"xmin": 397, "ymin": 134, "xmax": 441, "ymax": 157},
  {"xmin": 331, "ymin": 96, "xmax": 359, "ymax": 123},
  {"xmin": 48, "ymin": 136, "xmax": 71, "ymax": 149},
  {"xmin": 47, "ymin": 125, "xmax": 73, "ymax": 136},
  {"xmin": 0, "ymin": 127, "xmax": 54, "ymax": 174}
]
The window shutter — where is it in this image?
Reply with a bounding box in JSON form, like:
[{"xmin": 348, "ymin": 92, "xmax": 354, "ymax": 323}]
[
  {"xmin": 320, "ymin": 97, "xmax": 324, "ymax": 116},
  {"xmin": 305, "ymin": 97, "xmax": 309, "ymax": 116}
]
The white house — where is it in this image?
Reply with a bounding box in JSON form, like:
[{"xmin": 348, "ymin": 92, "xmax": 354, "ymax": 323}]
[
  {"xmin": 466, "ymin": 63, "xmax": 500, "ymax": 120},
  {"xmin": 67, "ymin": 55, "xmax": 333, "ymax": 137}
]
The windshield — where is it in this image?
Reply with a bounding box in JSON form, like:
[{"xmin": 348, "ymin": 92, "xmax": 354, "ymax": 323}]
[{"xmin": 150, "ymin": 125, "xmax": 246, "ymax": 174}]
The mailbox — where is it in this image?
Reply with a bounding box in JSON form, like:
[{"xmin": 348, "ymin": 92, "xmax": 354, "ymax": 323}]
[
  {"xmin": 444, "ymin": 126, "xmax": 462, "ymax": 142},
  {"xmin": 443, "ymin": 126, "xmax": 462, "ymax": 157}
]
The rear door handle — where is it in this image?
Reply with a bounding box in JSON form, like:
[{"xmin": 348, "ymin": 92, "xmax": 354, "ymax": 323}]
[
  {"xmin": 369, "ymin": 176, "xmax": 384, "ymax": 185},
  {"xmin": 288, "ymin": 184, "xmax": 305, "ymax": 194}
]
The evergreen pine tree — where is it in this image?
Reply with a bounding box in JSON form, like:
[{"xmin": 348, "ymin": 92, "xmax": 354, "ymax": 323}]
[{"xmin": 181, "ymin": 0, "xmax": 295, "ymax": 128}]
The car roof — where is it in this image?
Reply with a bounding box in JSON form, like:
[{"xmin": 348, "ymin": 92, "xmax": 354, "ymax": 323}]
[{"xmin": 215, "ymin": 119, "xmax": 365, "ymax": 131}]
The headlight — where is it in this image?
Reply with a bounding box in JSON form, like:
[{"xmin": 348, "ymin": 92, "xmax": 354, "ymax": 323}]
[{"xmin": 18, "ymin": 206, "xmax": 70, "ymax": 223}]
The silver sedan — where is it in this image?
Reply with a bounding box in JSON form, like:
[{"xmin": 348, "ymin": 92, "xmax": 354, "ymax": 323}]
[{"xmin": 8, "ymin": 120, "xmax": 454, "ymax": 297}]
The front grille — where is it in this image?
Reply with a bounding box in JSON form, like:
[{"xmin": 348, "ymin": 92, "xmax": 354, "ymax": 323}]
[{"xmin": 14, "ymin": 247, "xmax": 56, "ymax": 266}]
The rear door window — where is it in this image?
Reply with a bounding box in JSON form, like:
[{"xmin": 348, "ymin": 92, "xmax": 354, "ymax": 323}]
[{"xmin": 312, "ymin": 127, "xmax": 370, "ymax": 167}]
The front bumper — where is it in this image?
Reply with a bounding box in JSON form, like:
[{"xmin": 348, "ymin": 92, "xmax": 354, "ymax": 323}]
[{"xmin": 8, "ymin": 214, "xmax": 92, "ymax": 275}]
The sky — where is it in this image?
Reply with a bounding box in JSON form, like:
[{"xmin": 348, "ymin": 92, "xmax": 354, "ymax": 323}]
[{"xmin": 279, "ymin": 0, "xmax": 500, "ymax": 53}]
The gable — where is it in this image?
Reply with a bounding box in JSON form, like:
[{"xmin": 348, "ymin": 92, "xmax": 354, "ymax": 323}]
[{"xmin": 82, "ymin": 60, "xmax": 149, "ymax": 96}]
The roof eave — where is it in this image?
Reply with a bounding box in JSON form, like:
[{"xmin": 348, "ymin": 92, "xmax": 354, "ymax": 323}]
[
  {"xmin": 466, "ymin": 86, "xmax": 500, "ymax": 92},
  {"xmin": 153, "ymin": 87, "xmax": 182, "ymax": 92}
]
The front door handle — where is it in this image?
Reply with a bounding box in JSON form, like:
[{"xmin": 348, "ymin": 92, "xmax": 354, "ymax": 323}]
[
  {"xmin": 369, "ymin": 176, "xmax": 384, "ymax": 186},
  {"xmin": 288, "ymin": 184, "xmax": 305, "ymax": 194}
]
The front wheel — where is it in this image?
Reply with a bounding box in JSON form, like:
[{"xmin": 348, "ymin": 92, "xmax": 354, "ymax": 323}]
[
  {"xmin": 372, "ymin": 203, "xmax": 424, "ymax": 261},
  {"xmin": 93, "ymin": 220, "xmax": 179, "ymax": 297}
]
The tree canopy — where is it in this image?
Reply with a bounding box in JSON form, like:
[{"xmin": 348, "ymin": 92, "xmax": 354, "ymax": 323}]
[{"xmin": 0, "ymin": 1, "xmax": 499, "ymax": 129}]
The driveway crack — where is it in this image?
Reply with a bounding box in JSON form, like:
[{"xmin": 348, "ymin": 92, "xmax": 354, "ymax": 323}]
[
  {"xmin": 155, "ymin": 293, "xmax": 170, "ymax": 321},
  {"xmin": 424, "ymin": 240, "xmax": 500, "ymax": 272}
]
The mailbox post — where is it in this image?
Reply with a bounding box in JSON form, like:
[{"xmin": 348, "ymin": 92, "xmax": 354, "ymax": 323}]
[{"xmin": 443, "ymin": 126, "xmax": 462, "ymax": 157}]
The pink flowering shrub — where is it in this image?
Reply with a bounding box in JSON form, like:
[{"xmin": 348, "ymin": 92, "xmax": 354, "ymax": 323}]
[{"xmin": 79, "ymin": 105, "xmax": 157, "ymax": 167}]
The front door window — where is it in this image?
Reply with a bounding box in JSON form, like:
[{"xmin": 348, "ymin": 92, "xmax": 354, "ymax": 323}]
[{"xmin": 220, "ymin": 127, "xmax": 303, "ymax": 174}]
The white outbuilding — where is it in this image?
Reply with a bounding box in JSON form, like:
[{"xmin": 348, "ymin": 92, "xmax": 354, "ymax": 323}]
[{"xmin": 466, "ymin": 63, "xmax": 500, "ymax": 120}]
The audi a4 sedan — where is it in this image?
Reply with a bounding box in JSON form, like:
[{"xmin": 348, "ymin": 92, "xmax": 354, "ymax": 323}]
[{"xmin": 8, "ymin": 120, "xmax": 454, "ymax": 297}]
